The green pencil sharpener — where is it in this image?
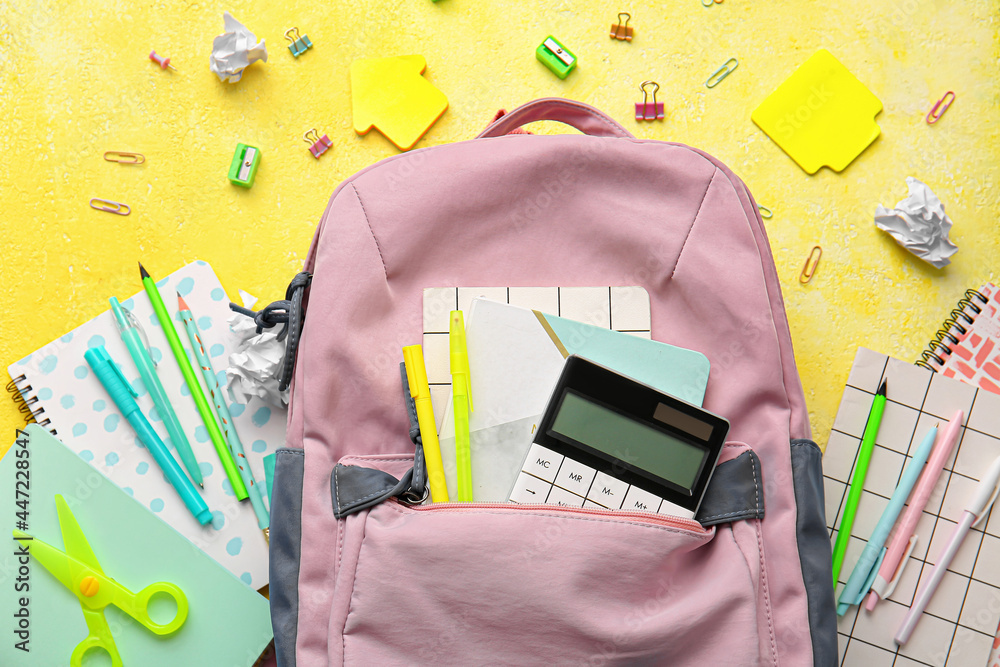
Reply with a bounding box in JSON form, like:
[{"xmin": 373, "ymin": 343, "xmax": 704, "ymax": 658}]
[
  {"xmin": 536, "ymin": 36, "xmax": 576, "ymax": 79},
  {"xmin": 228, "ymin": 143, "xmax": 261, "ymax": 188}
]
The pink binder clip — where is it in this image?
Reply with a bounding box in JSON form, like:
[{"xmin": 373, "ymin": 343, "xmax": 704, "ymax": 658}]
[
  {"xmin": 304, "ymin": 129, "xmax": 333, "ymax": 158},
  {"xmin": 634, "ymin": 81, "xmax": 664, "ymax": 121}
]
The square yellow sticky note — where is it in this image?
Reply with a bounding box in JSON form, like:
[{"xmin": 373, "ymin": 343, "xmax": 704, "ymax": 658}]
[
  {"xmin": 752, "ymin": 49, "xmax": 882, "ymax": 174},
  {"xmin": 351, "ymin": 55, "xmax": 448, "ymax": 151}
]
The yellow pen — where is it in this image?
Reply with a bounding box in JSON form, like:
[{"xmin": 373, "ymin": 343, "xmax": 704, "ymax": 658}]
[
  {"xmin": 402, "ymin": 345, "xmax": 449, "ymax": 503},
  {"xmin": 450, "ymin": 310, "xmax": 474, "ymax": 502}
]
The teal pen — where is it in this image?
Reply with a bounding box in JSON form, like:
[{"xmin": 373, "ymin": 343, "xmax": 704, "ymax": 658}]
[
  {"xmin": 836, "ymin": 424, "xmax": 938, "ymax": 614},
  {"xmin": 109, "ymin": 297, "xmax": 204, "ymax": 488},
  {"xmin": 177, "ymin": 293, "xmax": 270, "ymax": 540},
  {"xmin": 85, "ymin": 345, "xmax": 212, "ymax": 525}
]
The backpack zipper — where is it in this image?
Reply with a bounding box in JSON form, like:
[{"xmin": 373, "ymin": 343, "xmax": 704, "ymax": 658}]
[{"xmin": 392, "ymin": 499, "xmax": 708, "ymax": 533}]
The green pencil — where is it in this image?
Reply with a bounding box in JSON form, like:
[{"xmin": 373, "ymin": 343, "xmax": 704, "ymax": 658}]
[
  {"xmin": 831, "ymin": 378, "xmax": 887, "ymax": 586},
  {"xmin": 139, "ymin": 263, "xmax": 248, "ymax": 500}
]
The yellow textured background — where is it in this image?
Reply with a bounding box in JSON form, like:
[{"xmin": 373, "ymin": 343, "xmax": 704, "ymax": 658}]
[{"xmin": 1, "ymin": 1, "xmax": 998, "ymax": 451}]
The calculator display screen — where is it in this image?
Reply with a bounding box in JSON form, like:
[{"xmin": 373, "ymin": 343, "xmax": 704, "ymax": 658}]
[{"xmin": 550, "ymin": 390, "xmax": 708, "ymax": 491}]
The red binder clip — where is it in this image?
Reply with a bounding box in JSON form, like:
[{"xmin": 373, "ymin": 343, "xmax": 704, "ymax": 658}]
[
  {"xmin": 634, "ymin": 81, "xmax": 664, "ymax": 121},
  {"xmin": 304, "ymin": 129, "xmax": 333, "ymax": 158}
]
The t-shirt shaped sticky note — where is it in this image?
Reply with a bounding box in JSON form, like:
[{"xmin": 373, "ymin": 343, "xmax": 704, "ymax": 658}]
[
  {"xmin": 752, "ymin": 49, "xmax": 882, "ymax": 174},
  {"xmin": 351, "ymin": 55, "xmax": 448, "ymax": 151}
]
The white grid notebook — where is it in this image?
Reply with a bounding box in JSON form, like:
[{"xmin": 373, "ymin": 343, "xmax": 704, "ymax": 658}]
[
  {"xmin": 421, "ymin": 286, "xmax": 651, "ymax": 428},
  {"xmin": 826, "ymin": 348, "xmax": 1000, "ymax": 667}
]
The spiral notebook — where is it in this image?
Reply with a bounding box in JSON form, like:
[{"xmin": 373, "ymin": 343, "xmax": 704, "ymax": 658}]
[
  {"xmin": 917, "ymin": 283, "xmax": 1000, "ymax": 394},
  {"xmin": 5, "ymin": 261, "xmax": 284, "ymax": 588}
]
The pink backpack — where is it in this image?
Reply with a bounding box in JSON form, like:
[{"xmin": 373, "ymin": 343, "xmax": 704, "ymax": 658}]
[{"xmin": 261, "ymin": 98, "xmax": 836, "ymax": 665}]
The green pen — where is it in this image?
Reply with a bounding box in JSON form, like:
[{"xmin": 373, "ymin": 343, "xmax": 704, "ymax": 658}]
[
  {"xmin": 109, "ymin": 296, "xmax": 203, "ymax": 488},
  {"xmin": 139, "ymin": 263, "xmax": 248, "ymax": 500},
  {"xmin": 831, "ymin": 379, "xmax": 887, "ymax": 585}
]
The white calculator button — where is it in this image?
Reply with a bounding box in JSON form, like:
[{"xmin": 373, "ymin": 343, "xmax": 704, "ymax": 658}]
[
  {"xmin": 553, "ymin": 458, "xmax": 597, "ymax": 497},
  {"xmin": 546, "ymin": 485, "xmax": 586, "ymax": 507},
  {"xmin": 656, "ymin": 497, "xmax": 696, "ymax": 520},
  {"xmin": 584, "ymin": 500, "xmax": 607, "ymax": 510},
  {"xmin": 509, "ymin": 472, "xmax": 553, "ymax": 504},
  {"xmin": 622, "ymin": 486, "xmax": 663, "ymax": 514},
  {"xmin": 521, "ymin": 443, "xmax": 563, "ymax": 483},
  {"xmin": 586, "ymin": 472, "xmax": 629, "ymax": 509}
]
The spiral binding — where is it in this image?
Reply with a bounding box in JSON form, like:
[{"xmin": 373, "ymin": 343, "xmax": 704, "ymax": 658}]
[
  {"xmin": 5, "ymin": 374, "xmax": 56, "ymax": 435},
  {"xmin": 915, "ymin": 289, "xmax": 989, "ymax": 371}
]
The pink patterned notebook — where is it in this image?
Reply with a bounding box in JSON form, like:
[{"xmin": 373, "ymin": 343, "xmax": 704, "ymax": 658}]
[{"xmin": 918, "ymin": 284, "xmax": 1000, "ymax": 394}]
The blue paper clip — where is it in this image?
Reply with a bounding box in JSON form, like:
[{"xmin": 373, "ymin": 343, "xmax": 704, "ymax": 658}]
[
  {"xmin": 705, "ymin": 58, "xmax": 738, "ymax": 88},
  {"xmin": 286, "ymin": 27, "xmax": 313, "ymax": 57}
]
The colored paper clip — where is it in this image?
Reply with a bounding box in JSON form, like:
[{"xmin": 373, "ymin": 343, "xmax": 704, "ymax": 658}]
[
  {"xmin": 799, "ymin": 246, "xmax": 822, "ymax": 284},
  {"xmin": 702, "ymin": 0, "xmax": 724, "ymax": 6},
  {"xmin": 285, "ymin": 27, "xmax": 313, "ymax": 57},
  {"xmin": 536, "ymin": 36, "xmax": 577, "ymax": 79},
  {"xmin": 926, "ymin": 91, "xmax": 955, "ymax": 125},
  {"xmin": 705, "ymin": 58, "xmax": 738, "ymax": 88},
  {"xmin": 758, "ymin": 205, "xmax": 773, "ymax": 219},
  {"xmin": 635, "ymin": 81, "xmax": 664, "ymax": 121},
  {"xmin": 149, "ymin": 50, "xmax": 176, "ymax": 70},
  {"xmin": 90, "ymin": 198, "xmax": 130, "ymax": 216},
  {"xmin": 103, "ymin": 151, "xmax": 145, "ymax": 164},
  {"xmin": 304, "ymin": 129, "xmax": 333, "ymax": 158},
  {"xmin": 610, "ymin": 13, "xmax": 633, "ymax": 41}
]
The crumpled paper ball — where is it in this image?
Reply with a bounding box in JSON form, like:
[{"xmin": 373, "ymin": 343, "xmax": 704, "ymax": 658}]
[
  {"xmin": 874, "ymin": 177, "xmax": 958, "ymax": 269},
  {"xmin": 210, "ymin": 12, "xmax": 268, "ymax": 83},
  {"xmin": 225, "ymin": 292, "xmax": 289, "ymax": 408}
]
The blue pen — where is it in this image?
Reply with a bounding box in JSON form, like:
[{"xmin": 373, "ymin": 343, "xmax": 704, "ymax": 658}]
[
  {"xmin": 85, "ymin": 345, "xmax": 212, "ymax": 525},
  {"xmin": 836, "ymin": 425, "xmax": 938, "ymax": 614},
  {"xmin": 109, "ymin": 297, "xmax": 204, "ymax": 488}
]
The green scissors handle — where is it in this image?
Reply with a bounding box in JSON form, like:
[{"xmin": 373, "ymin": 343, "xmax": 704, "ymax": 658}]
[
  {"xmin": 69, "ymin": 581, "xmax": 188, "ymax": 667},
  {"xmin": 71, "ymin": 606, "xmax": 123, "ymax": 667},
  {"xmin": 76, "ymin": 572, "xmax": 189, "ymax": 634}
]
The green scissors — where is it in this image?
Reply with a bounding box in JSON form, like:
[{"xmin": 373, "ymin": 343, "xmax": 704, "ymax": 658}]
[{"xmin": 13, "ymin": 494, "xmax": 188, "ymax": 666}]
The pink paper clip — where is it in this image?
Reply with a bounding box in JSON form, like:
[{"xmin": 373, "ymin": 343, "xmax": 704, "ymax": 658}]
[
  {"xmin": 304, "ymin": 129, "xmax": 333, "ymax": 158},
  {"xmin": 926, "ymin": 91, "xmax": 955, "ymax": 124},
  {"xmin": 634, "ymin": 81, "xmax": 664, "ymax": 121}
]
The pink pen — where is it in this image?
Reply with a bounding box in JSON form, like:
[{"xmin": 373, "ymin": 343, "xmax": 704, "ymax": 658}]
[
  {"xmin": 865, "ymin": 409, "xmax": 964, "ymax": 611},
  {"xmin": 895, "ymin": 454, "xmax": 1000, "ymax": 644}
]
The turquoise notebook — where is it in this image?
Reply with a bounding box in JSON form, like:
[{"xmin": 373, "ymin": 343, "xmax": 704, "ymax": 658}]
[
  {"xmin": 437, "ymin": 297, "xmax": 711, "ymax": 501},
  {"xmin": 0, "ymin": 425, "xmax": 273, "ymax": 665}
]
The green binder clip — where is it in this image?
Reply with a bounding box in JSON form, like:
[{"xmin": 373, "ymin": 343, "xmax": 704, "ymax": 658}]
[
  {"xmin": 285, "ymin": 27, "xmax": 313, "ymax": 57},
  {"xmin": 536, "ymin": 36, "xmax": 576, "ymax": 79},
  {"xmin": 228, "ymin": 143, "xmax": 260, "ymax": 188}
]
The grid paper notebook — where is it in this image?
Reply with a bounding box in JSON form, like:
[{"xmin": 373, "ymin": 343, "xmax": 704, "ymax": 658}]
[
  {"xmin": 421, "ymin": 286, "xmax": 651, "ymax": 427},
  {"xmin": 826, "ymin": 348, "xmax": 1000, "ymax": 667},
  {"xmin": 6, "ymin": 261, "xmax": 283, "ymax": 588}
]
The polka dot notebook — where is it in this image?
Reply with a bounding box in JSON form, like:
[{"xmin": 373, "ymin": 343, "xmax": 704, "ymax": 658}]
[{"xmin": 6, "ymin": 261, "xmax": 284, "ymax": 589}]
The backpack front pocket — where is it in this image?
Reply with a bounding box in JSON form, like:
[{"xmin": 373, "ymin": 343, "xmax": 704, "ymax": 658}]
[{"xmin": 329, "ymin": 475, "xmax": 773, "ymax": 666}]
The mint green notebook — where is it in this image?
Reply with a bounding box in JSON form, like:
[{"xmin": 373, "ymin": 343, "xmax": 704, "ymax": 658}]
[{"xmin": 0, "ymin": 425, "xmax": 273, "ymax": 665}]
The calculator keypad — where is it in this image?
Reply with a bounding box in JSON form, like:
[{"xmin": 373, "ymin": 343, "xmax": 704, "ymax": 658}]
[{"xmin": 507, "ymin": 444, "xmax": 696, "ymax": 519}]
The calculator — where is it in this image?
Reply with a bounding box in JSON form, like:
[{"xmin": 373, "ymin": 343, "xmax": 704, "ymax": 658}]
[{"xmin": 507, "ymin": 355, "xmax": 729, "ymax": 519}]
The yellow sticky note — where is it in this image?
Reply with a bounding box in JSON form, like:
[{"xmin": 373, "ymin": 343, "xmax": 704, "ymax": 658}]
[
  {"xmin": 350, "ymin": 55, "xmax": 449, "ymax": 151},
  {"xmin": 752, "ymin": 49, "xmax": 882, "ymax": 174}
]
